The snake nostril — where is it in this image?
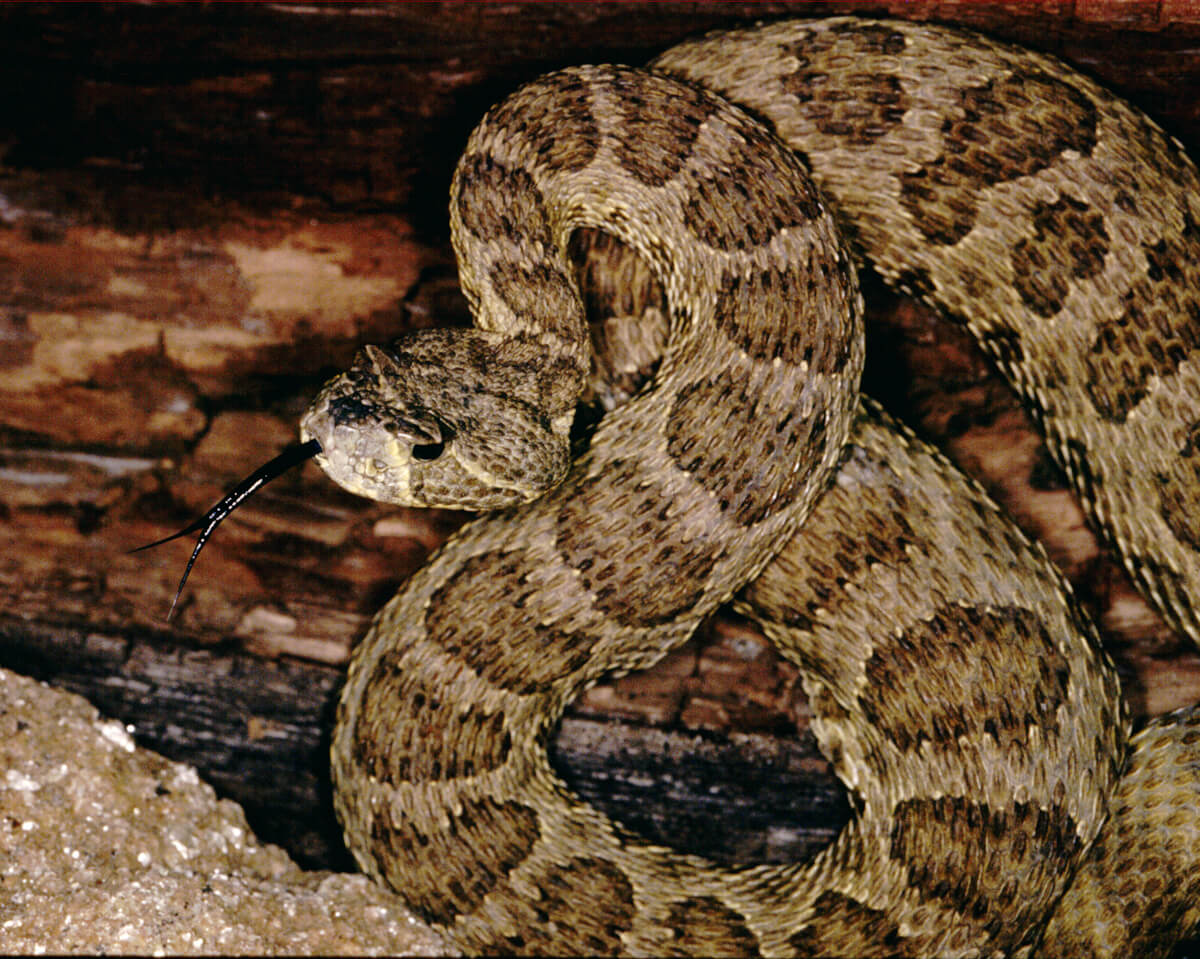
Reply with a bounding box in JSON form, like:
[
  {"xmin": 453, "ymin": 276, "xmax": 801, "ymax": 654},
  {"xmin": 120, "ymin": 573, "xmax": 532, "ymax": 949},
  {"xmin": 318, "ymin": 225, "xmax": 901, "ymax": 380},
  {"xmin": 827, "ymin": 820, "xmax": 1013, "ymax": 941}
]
[{"xmin": 413, "ymin": 442, "xmax": 446, "ymax": 461}]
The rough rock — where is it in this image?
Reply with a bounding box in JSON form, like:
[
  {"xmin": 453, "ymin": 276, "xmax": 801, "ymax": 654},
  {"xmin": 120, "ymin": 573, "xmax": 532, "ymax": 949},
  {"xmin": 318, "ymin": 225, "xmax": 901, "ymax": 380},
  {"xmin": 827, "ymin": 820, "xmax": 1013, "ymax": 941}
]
[{"xmin": 0, "ymin": 667, "xmax": 450, "ymax": 956}]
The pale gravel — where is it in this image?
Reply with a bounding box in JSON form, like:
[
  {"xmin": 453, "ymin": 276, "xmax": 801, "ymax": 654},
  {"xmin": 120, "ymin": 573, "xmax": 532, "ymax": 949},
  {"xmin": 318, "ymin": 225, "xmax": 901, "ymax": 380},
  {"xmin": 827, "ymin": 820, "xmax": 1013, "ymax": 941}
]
[{"xmin": 0, "ymin": 667, "xmax": 452, "ymax": 956}]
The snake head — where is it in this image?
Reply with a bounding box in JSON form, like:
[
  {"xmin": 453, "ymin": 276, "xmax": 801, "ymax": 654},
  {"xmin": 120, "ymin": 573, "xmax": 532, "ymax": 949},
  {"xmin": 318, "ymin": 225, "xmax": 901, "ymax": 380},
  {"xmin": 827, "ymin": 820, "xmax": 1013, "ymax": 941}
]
[{"xmin": 300, "ymin": 330, "xmax": 578, "ymax": 509}]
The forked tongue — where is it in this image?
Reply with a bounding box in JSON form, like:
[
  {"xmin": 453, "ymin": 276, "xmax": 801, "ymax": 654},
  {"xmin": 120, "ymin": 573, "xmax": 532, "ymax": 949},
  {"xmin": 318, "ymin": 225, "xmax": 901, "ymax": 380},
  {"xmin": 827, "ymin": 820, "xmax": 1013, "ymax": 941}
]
[{"xmin": 132, "ymin": 439, "xmax": 323, "ymax": 620}]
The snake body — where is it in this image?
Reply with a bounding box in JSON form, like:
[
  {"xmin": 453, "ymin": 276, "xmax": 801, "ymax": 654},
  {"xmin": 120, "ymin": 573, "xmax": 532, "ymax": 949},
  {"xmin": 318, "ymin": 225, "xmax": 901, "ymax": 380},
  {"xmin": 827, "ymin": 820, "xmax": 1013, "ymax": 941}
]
[{"xmin": 297, "ymin": 19, "xmax": 1200, "ymax": 957}]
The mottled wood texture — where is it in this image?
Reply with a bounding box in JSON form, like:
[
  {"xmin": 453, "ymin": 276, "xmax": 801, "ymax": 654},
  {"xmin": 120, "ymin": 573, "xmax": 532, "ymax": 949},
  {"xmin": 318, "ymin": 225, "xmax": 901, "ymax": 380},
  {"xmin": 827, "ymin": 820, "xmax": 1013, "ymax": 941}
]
[{"xmin": 2, "ymin": 0, "xmax": 1200, "ymax": 877}]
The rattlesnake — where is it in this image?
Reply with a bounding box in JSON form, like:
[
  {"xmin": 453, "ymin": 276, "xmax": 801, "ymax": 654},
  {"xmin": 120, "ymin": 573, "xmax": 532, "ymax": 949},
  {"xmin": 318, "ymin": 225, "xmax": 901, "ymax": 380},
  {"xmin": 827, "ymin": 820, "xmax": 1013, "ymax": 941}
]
[{"xmin": 162, "ymin": 16, "xmax": 1200, "ymax": 957}]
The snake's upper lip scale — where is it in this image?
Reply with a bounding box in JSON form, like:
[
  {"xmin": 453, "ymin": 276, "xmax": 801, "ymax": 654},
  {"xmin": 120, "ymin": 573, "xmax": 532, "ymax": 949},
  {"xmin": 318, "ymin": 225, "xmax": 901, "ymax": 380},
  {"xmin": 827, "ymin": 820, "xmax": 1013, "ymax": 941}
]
[{"xmin": 132, "ymin": 438, "xmax": 324, "ymax": 620}]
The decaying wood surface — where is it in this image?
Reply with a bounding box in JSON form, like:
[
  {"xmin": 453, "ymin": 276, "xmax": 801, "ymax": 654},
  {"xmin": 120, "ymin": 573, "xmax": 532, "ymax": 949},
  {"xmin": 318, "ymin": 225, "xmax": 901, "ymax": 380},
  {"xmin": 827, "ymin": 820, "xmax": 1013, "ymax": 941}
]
[{"xmin": 3, "ymin": 0, "xmax": 1200, "ymax": 873}]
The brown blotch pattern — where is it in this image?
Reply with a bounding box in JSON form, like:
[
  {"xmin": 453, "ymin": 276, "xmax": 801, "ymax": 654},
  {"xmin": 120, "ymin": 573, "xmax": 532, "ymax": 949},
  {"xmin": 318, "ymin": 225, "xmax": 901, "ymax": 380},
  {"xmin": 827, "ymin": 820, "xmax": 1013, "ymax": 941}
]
[
  {"xmin": 465, "ymin": 856, "xmax": 636, "ymax": 956},
  {"xmin": 760, "ymin": 491, "xmax": 915, "ymax": 645},
  {"xmin": 456, "ymin": 153, "xmax": 554, "ymax": 248},
  {"xmin": 486, "ymin": 70, "xmax": 600, "ymax": 175},
  {"xmin": 556, "ymin": 456, "xmax": 722, "ymax": 627},
  {"xmin": 900, "ymin": 73, "xmax": 1098, "ymax": 245},
  {"xmin": 352, "ymin": 654, "xmax": 511, "ymax": 785},
  {"xmin": 682, "ymin": 114, "xmax": 824, "ymax": 252},
  {"xmin": 642, "ymin": 896, "xmax": 760, "ymax": 957},
  {"xmin": 1086, "ymin": 209, "xmax": 1200, "ymax": 422},
  {"xmin": 1158, "ymin": 421, "xmax": 1200, "ymax": 553},
  {"xmin": 781, "ymin": 23, "xmax": 909, "ymax": 145},
  {"xmin": 890, "ymin": 796, "xmax": 1081, "ymax": 946},
  {"xmin": 665, "ymin": 368, "xmax": 829, "ymax": 527},
  {"xmin": 488, "ymin": 260, "xmax": 588, "ymax": 343},
  {"xmin": 713, "ymin": 263, "xmax": 855, "ymax": 370},
  {"xmin": 860, "ymin": 604, "xmax": 1070, "ymax": 757},
  {"xmin": 977, "ymin": 325, "xmax": 1026, "ymax": 371},
  {"xmin": 425, "ymin": 551, "xmax": 598, "ymax": 694},
  {"xmin": 609, "ymin": 69, "xmax": 716, "ymax": 187},
  {"xmin": 787, "ymin": 889, "xmax": 906, "ymax": 957},
  {"xmin": 737, "ymin": 439, "xmax": 920, "ymax": 685},
  {"xmin": 569, "ymin": 228, "xmax": 666, "ymax": 323},
  {"xmin": 827, "ymin": 19, "xmax": 909, "ymax": 54},
  {"xmin": 1011, "ymin": 195, "xmax": 1110, "ymax": 317},
  {"xmin": 370, "ymin": 796, "xmax": 540, "ymax": 925}
]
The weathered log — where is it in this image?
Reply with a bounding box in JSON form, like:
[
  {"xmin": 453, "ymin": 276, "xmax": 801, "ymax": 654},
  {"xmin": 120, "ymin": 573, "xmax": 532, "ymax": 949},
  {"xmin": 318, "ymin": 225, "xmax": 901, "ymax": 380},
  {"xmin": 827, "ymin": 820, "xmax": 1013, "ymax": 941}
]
[{"xmin": 1, "ymin": 1, "xmax": 1199, "ymax": 887}]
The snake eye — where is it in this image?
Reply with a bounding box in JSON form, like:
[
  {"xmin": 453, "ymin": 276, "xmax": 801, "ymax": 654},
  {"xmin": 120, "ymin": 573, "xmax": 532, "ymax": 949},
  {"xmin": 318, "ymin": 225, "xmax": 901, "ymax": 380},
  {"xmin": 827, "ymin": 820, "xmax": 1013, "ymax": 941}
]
[
  {"xmin": 394, "ymin": 411, "xmax": 450, "ymax": 461},
  {"xmin": 411, "ymin": 416, "xmax": 454, "ymax": 461},
  {"xmin": 412, "ymin": 441, "xmax": 444, "ymax": 461}
]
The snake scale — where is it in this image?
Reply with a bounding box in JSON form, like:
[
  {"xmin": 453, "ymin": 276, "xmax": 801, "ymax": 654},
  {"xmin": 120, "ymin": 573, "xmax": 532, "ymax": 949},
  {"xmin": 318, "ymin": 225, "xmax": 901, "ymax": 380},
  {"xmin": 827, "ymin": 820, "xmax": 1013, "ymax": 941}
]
[{"xmin": 265, "ymin": 16, "xmax": 1200, "ymax": 957}]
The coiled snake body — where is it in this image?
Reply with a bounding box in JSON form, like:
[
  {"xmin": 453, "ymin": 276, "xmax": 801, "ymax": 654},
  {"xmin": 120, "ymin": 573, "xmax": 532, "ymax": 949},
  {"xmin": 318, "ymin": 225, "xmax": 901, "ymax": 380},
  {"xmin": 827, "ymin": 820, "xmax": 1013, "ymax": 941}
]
[{"xmin": 295, "ymin": 18, "xmax": 1200, "ymax": 957}]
